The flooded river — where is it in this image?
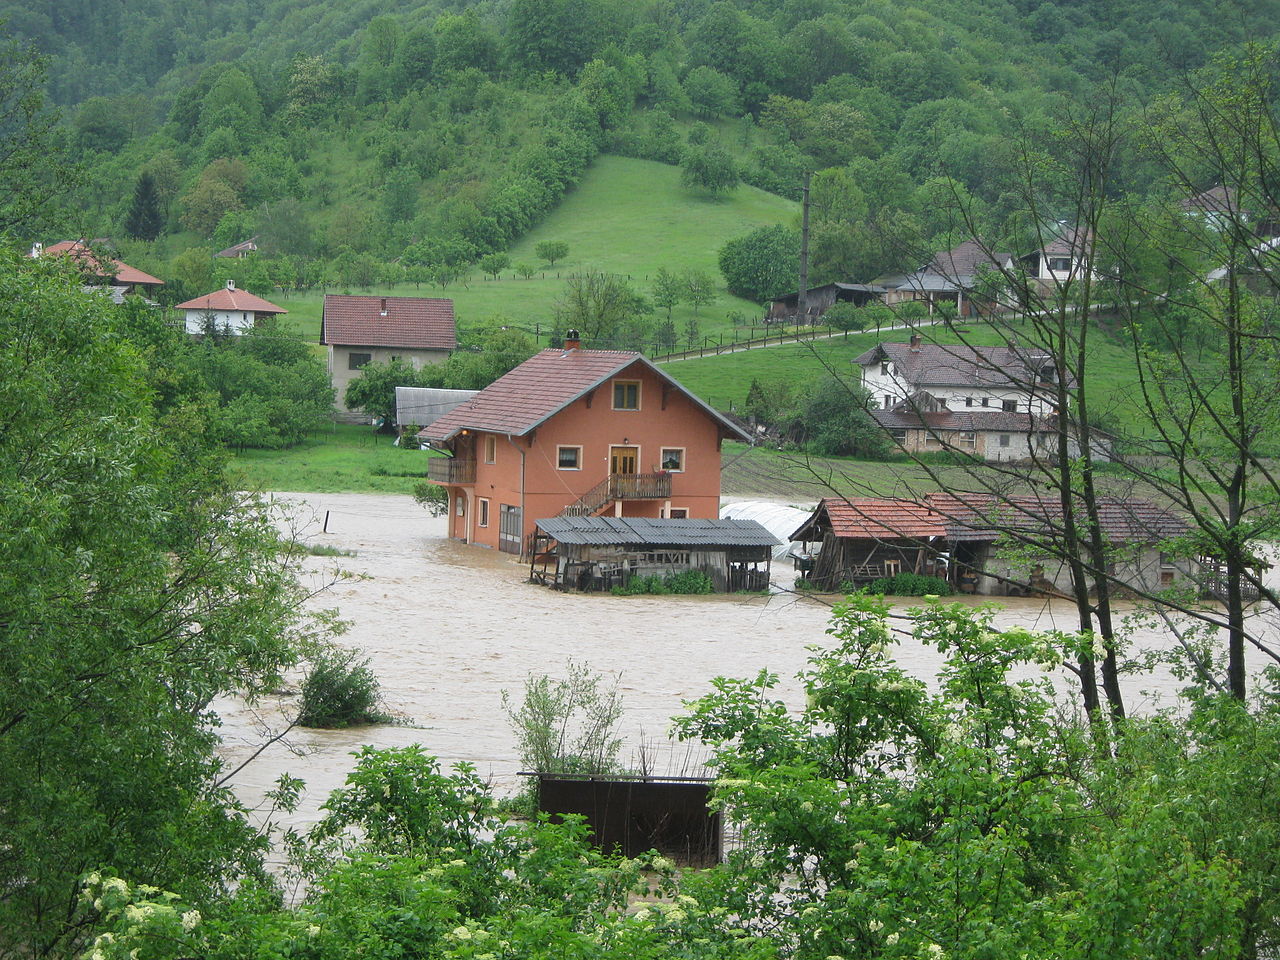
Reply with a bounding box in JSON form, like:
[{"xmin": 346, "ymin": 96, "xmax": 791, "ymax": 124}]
[{"xmin": 215, "ymin": 492, "xmax": 1276, "ymax": 850}]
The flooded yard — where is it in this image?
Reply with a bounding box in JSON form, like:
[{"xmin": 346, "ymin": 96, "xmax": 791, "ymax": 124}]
[{"xmin": 216, "ymin": 492, "xmax": 1276, "ymax": 849}]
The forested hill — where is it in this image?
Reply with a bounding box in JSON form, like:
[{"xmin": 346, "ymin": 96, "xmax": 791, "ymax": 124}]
[
  {"xmin": 7, "ymin": 0, "xmax": 1272, "ymax": 107},
  {"xmin": 7, "ymin": 0, "xmax": 1278, "ymax": 313}
]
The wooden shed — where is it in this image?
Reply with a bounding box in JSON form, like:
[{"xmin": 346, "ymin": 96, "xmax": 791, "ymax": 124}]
[
  {"xmin": 789, "ymin": 498, "xmax": 948, "ymax": 590},
  {"xmin": 531, "ymin": 516, "xmax": 779, "ymax": 592}
]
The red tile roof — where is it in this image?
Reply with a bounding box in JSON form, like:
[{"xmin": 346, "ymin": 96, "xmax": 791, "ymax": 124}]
[
  {"xmin": 41, "ymin": 240, "xmax": 164, "ymax": 286},
  {"xmin": 792, "ymin": 494, "xmax": 1186, "ymax": 545},
  {"xmin": 321, "ymin": 295, "xmax": 456, "ymax": 350},
  {"xmin": 173, "ymin": 285, "xmax": 286, "ymax": 314},
  {"xmin": 792, "ymin": 497, "xmax": 948, "ymax": 542},
  {"xmin": 926, "ymin": 493, "xmax": 1188, "ymax": 543},
  {"xmin": 424, "ymin": 348, "xmax": 750, "ymax": 443}
]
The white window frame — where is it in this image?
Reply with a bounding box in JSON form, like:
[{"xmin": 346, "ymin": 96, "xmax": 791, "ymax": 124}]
[
  {"xmin": 667, "ymin": 507, "xmax": 689, "ymax": 519},
  {"xmin": 484, "ymin": 435, "xmax": 497, "ymax": 464},
  {"xmin": 659, "ymin": 447, "xmax": 685, "ymax": 472},
  {"xmin": 557, "ymin": 445, "xmax": 582, "ymax": 470},
  {"xmin": 477, "ymin": 497, "xmax": 490, "ymax": 528}
]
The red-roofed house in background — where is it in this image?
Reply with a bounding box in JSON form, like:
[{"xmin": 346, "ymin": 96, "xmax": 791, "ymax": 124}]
[
  {"xmin": 321, "ymin": 294, "xmax": 457, "ymax": 410},
  {"xmin": 423, "ymin": 332, "xmax": 750, "ymax": 553},
  {"xmin": 31, "ymin": 240, "xmax": 164, "ymax": 301},
  {"xmin": 174, "ymin": 280, "xmax": 287, "ymax": 335}
]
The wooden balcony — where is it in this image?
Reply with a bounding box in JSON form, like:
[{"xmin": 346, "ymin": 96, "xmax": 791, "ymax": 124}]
[
  {"xmin": 427, "ymin": 457, "xmax": 476, "ymax": 484},
  {"xmin": 561, "ymin": 473, "xmax": 672, "ymax": 517}
]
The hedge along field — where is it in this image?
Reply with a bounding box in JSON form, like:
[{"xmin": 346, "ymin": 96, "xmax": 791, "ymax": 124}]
[{"xmin": 272, "ymin": 155, "xmax": 797, "ymax": 346}]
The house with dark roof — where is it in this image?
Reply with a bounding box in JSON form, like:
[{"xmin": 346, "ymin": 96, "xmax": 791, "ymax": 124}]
[
  {"xmin": 321, "ymin": 295, "xmax": 456, "ymax": 409},
  {"xmin": 1014, "ymin": 226, "xmax": 1094, "ymax": 294},
  {"xmin": 871, "ymin": 240, "xmax": 1008, "ymax": 317},
  {"xmin": 31, "ymin": 240, "xmax": 164, "ymax": 300},
  {"xmin": 174, "ymin": 280, "xmax": 286, "ymax": 335},
  {"xmin": 423, "ymin": 333, "xmax": 750, "ymax": 553},
  {"xmin": 852, "ymin": 335, "xmax": 1111, "ymax": 462},
  {"xmin": 790, "ymin": 495, "xmax": 1191, "ymax": 596},
  {"xmin": 215, "ymin": 237, "xmax": 259, "ymax": 258},
  {"xmin": 766, "ymin": 281, "xmax": 887, "ymax": 323}
]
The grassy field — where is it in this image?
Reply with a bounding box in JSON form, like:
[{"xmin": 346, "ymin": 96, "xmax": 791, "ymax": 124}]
[
  {"xmin": 227, "ymin": 424, "xmax": 437, "ymax": 494},
  {"xmin": 270, "ymin": 155, "xmax": 797, "ymax": 346}
]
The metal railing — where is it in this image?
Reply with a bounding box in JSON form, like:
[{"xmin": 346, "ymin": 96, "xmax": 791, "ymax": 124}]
[{"xmin": 426, "ymin": 457, "xmax": 476, "ymax": 484}]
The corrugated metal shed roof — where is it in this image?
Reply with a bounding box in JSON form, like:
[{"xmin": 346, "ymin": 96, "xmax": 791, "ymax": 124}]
[
  {"xmin": 395, "ymin": 386, "xmax": 479, "ymax": 428},
  {"xmin": 535, "ymin": 516, "xmax": 780, "ymax": 548}
]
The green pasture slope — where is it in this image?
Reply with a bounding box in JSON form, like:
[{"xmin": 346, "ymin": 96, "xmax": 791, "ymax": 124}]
[{"xmin": 275, "ymin": 155, "xmax": 797, "ymax": 344}]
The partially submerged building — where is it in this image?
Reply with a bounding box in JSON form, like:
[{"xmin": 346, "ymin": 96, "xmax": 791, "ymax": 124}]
[
  {"xmin": 791, "ymin": 495, "xmax": 1191, "ymax": 597},
  {"xmin": 530, "ymin": 516, "xmax": 778, "ymax": 592},
  {"xmin": 423, "ymin": 334, "xmax": 749, "ymax": 553}
]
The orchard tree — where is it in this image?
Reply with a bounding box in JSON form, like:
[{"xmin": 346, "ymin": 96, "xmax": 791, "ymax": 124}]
[
  {"xmin": 683, "ymin": 269, "xmax": 716, "ymax": 314},
  {"xmin": 343, "ymin": 356, "xmax": 435, "ymax": 426},
  {"xmin": 718, "ymin": 224, "xmax": 800, "ymax": 302},
  {"xmin": 535, "ymin": 239, "xmax": 569, "ymax": 266},
  {"xmin": 479, "ymin": 252, "xmax": 511, "ymax": 279},
  {"xmin": 651, "ymin": 266, "xmax": 683, "ymax": 320}
]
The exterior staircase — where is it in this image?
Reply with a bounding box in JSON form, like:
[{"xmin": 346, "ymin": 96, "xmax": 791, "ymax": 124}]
[{"xmin": 559, "ymin": 473, "xmax": 672, "ymax": 518}]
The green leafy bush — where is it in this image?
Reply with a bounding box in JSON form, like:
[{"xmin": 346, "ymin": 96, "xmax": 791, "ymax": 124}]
[
  {"xmin": 502, "ymin": 660, "xmax": 623, "ymax": 776},
  {"xmin": 297, "ymin": 646, "xmax": 392, "ymax": 728},
  {"xmin": 612, "ymin": 569, "xmax": 714, "ymax": 595},
  {"xmin": 862, "ymin": 572, "xmax": 953, "ymax": 596}
]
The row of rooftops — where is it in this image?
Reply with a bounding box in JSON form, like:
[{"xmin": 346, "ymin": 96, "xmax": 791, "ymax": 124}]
[
  {"xmin": 29, "ymin": 242, "xmax": 459, "ymax": 350},
  {"xmin": 792, "ymin": 495, "xmax": 1187, "ymax": 545}
]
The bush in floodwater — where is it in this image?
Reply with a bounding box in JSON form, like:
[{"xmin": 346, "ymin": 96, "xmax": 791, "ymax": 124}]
[
  {"xmin": 611, "ymin": 570, "xmax": 715, "ymax": 595},
  {"xmin": 502, "ymin": 660, "xmax": 624, "ymax": 776},
  {"xmin": 297, "ymin": 646, "xmax": 392, "ymax": 728},
  {"xmin": 861, "ymin": 572, "xmax": 953, "ymax": 597}
]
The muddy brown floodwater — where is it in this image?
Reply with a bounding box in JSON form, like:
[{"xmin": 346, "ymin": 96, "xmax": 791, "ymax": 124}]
[{"xmin": 215, "ymin": 492, "xmax": 1276, "ymax": 858}]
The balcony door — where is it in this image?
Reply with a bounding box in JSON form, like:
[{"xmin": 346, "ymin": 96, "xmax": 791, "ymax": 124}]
[{"xmin": 610, "ymin": 446, "xmax": 638, "ymax": 475}]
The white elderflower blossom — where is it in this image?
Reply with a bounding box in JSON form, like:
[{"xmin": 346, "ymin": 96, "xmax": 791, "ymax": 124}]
[{"xmin": 180, "ymin": 909, "xmax": 201, "ymax": 931}]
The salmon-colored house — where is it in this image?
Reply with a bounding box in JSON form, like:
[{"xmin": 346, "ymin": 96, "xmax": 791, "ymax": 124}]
[{"xmin": 423, "ymin": 336, "xmax": 749, "ymax": 552}]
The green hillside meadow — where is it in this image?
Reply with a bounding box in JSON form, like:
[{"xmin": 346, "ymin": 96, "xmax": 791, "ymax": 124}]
[{"xmin": 246, "ymin": 154, "xmax": 797, "ymax": 343}]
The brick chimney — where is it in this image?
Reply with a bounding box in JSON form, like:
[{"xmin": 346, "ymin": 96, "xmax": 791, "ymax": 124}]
[
  {"xmin": 564, "ymin": 329, "xmax": 581, "ymax": 350},
  {"xmin": 909, "ymin": 332, "xmax": 922, "ymax": 352}
]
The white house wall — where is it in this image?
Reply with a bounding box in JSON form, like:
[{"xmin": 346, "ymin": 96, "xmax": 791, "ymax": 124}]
[
  {"xmin": 184, "ymin": 309, "xmax": 259, "ymax": 335},
  {"xmin": 858, "ymin": 364, "xmax": 1055, "ymax": 415}
]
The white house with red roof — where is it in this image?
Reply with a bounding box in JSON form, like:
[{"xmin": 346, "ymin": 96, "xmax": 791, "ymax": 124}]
[
  {"xmin": 32, "ymin": 240, "xmax": 164, "ymax": 301},
  {"xmin": 321, "ymin": 295, "xmax": 456, "ymax": 408},
  {"xmin": 423, "ymin": 332, "xmax": 749, "ymax": 553},
  {"xmin": 174, "ymin": 280, "xmax": 287, "ymax": 335}
]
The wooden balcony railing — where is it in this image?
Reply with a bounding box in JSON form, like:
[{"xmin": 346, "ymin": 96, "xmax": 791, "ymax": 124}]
[
  {"xmin": 427, "ymin": 457, "xmax": 476, "ymax": 484},
  {"xmin": 560, "ymin": 473, "xmax": 672, "ymax": 517}
]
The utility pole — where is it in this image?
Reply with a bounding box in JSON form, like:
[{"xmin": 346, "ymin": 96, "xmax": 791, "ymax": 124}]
[{"xmin": 798, "ymin": 170, "xmax": 811, "ymax": 324}]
